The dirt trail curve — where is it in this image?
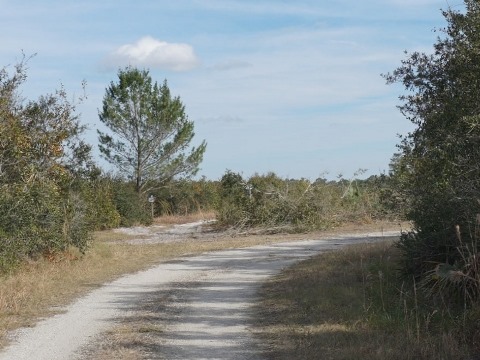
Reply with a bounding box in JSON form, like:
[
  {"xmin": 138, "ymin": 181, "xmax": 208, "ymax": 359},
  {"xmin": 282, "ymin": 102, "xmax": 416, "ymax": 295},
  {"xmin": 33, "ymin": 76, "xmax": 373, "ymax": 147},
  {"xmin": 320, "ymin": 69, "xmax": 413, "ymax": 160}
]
[{"xmin": 0, "ymin": 230, "xmax": 399, "ymax": 360}]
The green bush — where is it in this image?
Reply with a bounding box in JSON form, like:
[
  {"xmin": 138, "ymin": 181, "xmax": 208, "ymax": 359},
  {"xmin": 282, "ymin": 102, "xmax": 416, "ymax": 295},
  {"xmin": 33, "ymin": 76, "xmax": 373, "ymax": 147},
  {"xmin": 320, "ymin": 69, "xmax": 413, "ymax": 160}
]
[
  {"xmin": 111, "ymin": 180, "xmax": 152, "ymax": 227},
  {"xmin": 150, "ymin": 177, "xmax": 220, "ymax": 216},
  {"xmin": 78, "ymin": 178, "xmax": 121, "ymax": 230},
  {"xmin": 0, "ymin": 57, "xmax": 97, "ymax": 272},
  {"xmin": 216, "ymin": 171, "xmax": 250, "ymax": 227},
  {"xmin": 0, "ymin": 181, "xmax": 92, "ymax": 272}
]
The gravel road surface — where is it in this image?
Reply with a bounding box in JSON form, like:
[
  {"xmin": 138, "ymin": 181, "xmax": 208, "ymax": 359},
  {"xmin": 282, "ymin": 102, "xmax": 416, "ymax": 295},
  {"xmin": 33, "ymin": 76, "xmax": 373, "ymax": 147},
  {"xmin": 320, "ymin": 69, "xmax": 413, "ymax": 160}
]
[{"xmin": 0, "ymin": 230, "xmax": 399, "ymax": 360}]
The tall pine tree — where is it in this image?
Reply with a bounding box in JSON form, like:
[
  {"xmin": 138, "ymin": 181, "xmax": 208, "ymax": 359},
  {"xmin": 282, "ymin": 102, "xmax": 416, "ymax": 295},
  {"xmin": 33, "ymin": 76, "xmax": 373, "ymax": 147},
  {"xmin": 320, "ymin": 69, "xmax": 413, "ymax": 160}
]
[{"xmin": 98, "ymin": 67, "xmax": 206, "ymax": 194}]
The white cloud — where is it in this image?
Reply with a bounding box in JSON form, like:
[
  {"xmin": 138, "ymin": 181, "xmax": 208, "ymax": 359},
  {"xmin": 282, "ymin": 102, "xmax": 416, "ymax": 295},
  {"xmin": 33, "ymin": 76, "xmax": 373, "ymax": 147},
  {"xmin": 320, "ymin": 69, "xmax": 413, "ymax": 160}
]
[{"xmin": 104, "ymin": 36, "xmax": 200, "ymax": 71}]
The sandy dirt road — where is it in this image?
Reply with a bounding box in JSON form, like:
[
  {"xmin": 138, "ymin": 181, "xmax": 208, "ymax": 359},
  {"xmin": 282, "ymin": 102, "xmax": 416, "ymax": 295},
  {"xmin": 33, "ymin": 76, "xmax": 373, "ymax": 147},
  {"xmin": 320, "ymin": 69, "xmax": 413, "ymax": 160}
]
[{"xmin": 0, "ymin": 230, "xmax": 399, "ymax": 360}]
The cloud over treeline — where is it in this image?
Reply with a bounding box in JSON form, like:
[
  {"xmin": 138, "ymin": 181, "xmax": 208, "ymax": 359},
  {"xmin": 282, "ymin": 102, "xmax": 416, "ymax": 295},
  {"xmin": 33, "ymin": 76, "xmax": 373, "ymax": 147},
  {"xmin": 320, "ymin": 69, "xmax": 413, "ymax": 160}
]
[{"xmin": 104, "ymin": 36, "xmax": 199, "ymax": 71}]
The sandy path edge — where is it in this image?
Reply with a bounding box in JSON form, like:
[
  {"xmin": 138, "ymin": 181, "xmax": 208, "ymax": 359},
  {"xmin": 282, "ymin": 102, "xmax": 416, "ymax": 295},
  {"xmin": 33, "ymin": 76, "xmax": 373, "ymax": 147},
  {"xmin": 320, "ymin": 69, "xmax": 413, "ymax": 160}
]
[{"xmin": 0, "ymin": 231, "xmax": 399, "ymax": 360}]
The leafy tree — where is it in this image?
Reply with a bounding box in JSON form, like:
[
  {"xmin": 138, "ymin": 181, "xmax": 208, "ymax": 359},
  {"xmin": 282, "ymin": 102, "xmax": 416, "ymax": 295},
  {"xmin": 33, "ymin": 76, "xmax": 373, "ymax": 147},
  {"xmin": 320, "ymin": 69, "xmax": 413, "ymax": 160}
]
[
  {"xmin": 98, "ymin": 67, "xmax": 207, "ymax": 194},
  {"xmin": 0, "ymin": 56, "xmax": 96, "ymax": 270},
  {"xmin": 384, "ymin": 0, "xmax": 480, "ymax": 289}
]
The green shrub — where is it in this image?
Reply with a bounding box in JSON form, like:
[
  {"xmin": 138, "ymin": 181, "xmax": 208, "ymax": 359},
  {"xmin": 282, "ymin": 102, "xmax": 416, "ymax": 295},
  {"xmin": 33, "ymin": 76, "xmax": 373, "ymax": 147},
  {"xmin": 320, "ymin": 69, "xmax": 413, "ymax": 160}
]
[
  {"xmin": 216, "ymin": 170, "xmax": 250, "ymax": 227},
  {"xmin": 150, "ymin": 177, "xmax": 220, "ymax": 216},
  {"xmin": 384, "ymin": 1, "xmax": 480, "ymax": 308},
  {"xmin": 78, "ymin": 178, "xmax": 121, "ymax": 230},
  {"xmin": 111, "ymin": 180, "xmax": 152, "ymax": 227},
  {"xmin": 0, "ymin": 181, "xmax": 92, "ymax": 272},
  {"xmin": 0, "ymin": 57, "xmax": 96, "ymax": 272}
]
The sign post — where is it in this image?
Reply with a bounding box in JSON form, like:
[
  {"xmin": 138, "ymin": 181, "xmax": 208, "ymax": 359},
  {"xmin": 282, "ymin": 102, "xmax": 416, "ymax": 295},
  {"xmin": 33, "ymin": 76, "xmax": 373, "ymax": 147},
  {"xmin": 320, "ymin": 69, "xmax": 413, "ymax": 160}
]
[{"xmin": 148, "ymin": 195, "xmax": 155, "ymax": 218}]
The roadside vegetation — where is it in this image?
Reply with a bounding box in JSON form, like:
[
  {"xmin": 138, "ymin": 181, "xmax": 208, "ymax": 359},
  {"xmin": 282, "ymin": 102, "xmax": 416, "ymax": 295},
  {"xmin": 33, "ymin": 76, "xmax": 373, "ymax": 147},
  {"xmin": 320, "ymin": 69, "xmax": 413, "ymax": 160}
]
[{"xmin": 254, "ymin": 240, "xmax": 478, "ymax": 359}]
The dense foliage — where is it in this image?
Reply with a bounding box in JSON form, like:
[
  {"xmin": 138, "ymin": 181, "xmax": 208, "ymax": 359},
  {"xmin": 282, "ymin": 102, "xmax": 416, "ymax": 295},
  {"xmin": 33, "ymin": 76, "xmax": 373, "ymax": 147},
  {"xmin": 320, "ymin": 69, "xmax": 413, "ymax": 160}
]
[
  {"xmin": 385, "ymin": 0, "xmax": 480, "ymax": 304},
  {"xmin": 0, "ymin": 58, "xmax": 97, "ymax": 271}
]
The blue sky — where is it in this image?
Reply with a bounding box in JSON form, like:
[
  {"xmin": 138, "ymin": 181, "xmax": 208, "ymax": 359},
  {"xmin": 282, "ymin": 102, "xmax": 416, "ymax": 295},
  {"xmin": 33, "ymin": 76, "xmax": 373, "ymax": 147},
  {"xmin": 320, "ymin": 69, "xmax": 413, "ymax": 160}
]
[{"xmin": 0, "ymin": 0, "xmax": 456, "ymax": 180}]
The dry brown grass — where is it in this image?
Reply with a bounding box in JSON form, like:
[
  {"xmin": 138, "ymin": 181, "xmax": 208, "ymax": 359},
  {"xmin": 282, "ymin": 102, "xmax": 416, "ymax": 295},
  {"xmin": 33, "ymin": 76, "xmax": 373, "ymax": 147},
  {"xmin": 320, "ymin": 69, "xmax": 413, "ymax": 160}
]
[
  {"xmin": 80, "ymin": 288, "xmax": 174, "ymax": 359},
  {"xmin": 81, "ymin": 321, "xmax": 164, "ymax": 360},
  {"xmin": 253, "ymin": 240, "xmax": 475, "ymax": 360},
  {"xmin": 152, "ymin": 210, "xmax": 217, "ymax": 226}
]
